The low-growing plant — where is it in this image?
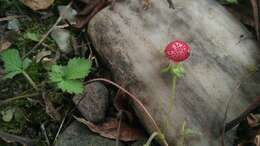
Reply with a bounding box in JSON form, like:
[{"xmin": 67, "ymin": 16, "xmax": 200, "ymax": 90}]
[
  {"xmin": 0, "ymin": 49, "xmax": 38, "ymax": 90},
  {"xmin": 145, "ymin": 40, "xmax": 191, "ymax": 146},
  {"xmin": 48, "ymin": 58, "xmax": 92, "ymax": 94}
]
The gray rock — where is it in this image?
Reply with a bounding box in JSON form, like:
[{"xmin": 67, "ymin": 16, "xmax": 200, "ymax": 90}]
[
  {"xmin": 55, "ymin": 122, "xmax": 125, "ymax": 146},
  {"xmin": 73, "ymin": 82, "xmax": 109, "ymax": 123}
]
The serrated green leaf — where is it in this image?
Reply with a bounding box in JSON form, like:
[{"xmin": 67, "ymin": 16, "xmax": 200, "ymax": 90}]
[
  {"xmin": 0, "ymin": 49, "xmax": 22, "ymax": 73},
  {"xmin": 57, "ymin": 80, "xmax": 84, "ymax": 94},
  {"xmin": 22, "ymin": 58, "xmax": 32, "ymax": 70},
  {"xmin": 49, "ymin": 65, "xmax": 65, "ymax": 82},
  {"xmin": 64, "ymin": 58, "xmax": 91, "ymax": 80}
]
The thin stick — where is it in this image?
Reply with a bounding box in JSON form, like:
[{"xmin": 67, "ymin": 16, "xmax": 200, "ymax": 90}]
[
  {"xmin": 0, "ymin": 15, "xmax": 25, "ymax": 22},
  {"xmin": 41, "ymin": 123, "xmax": 50, "ymax": 146},
  {"xmin": 22, "ymin": 71, "xmax": 38, "ymax": 90},
  {"xmin": 144, "ymin": 132, "xmax": 162, "ymax": 146},
  {"xmin": 0, "ymin": 93, "xmax": 39, "ymax": 105},
  {"xmin": 116, "ymin": 110, "xmax": 123, "ymax": 146},
  {"xmin": 25, "ymin": 1, "xmax": 73, "ymax": 57},
  {"xmin": 86, "ymin": 78, "xmax": 169, "ymax": 146},
  {"xmin": 53, "ymin": 113, "xmax": 67, "ymax": 144}
]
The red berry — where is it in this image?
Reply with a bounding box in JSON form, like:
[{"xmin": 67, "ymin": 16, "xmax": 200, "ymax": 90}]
[{"xmin": 164, "ymin": 40, "xmax": 190, "ymax": 62}]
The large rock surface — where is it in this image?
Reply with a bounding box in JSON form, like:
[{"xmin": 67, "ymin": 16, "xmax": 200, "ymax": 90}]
[{"xmin": 88, "ymin": 0, "xmax": 260, "ymax": 146}]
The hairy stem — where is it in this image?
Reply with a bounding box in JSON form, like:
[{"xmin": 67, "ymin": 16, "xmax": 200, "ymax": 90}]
[
  {"xmin": 22, "ymin": 71, "xmax": 38, "ymax": 90},
  {"xmin": 170, "ymin": 75, "xmax": 177, "ymax": 112},
  {"xmin": 164, "ymin": 66, "xmax": 177, "ymax": 132}
]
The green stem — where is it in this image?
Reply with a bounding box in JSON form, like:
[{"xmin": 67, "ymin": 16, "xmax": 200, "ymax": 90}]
[
  {"xmin": 177, "ymin": 121, "xmax": 186, "ymax": 146},
  {"xmin": 144, "ymin": 132, "xmax": 165, "ymax": 146},
  {"xmin": 165, "ymin": 72, "xmax": 177, "ymax": 131},
  {"xmin": 170, "ymin": 75, "xmax": 177, "ymax": 112},
  {"xmin": 22, "ymin": 71, "xmax": 38, "ymax": 90}
]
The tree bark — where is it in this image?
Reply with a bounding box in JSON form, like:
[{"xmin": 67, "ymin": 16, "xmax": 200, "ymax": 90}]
[{"xmin": 88, "ymin": 0, "xmax": 260, "ymax": 145}]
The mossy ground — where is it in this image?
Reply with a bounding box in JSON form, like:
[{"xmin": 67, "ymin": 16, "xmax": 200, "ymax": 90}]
[{"xmin": 0, "ymin": 0, "xmax": 74, "ymax": 145}]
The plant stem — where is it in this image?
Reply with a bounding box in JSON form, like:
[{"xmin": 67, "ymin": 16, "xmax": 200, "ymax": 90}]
[
  {"xmin": 144, "ymin": 132, "xmax": 164, "ymax": 146},
  {"xmin": 170, "ymin": 75, "xmax": 177, "ymax": 112},
  {"xmin": 164, "ymin": 64, "xmax": 178, "ymax": 133},
  {"xmin": 177, "ymin": 121, "xmax": 186, "ymax": 146},
  {"xmin": 22, "ymin": 71, "xmax": 38, "ymax": 90},
  {"xmin": 0, "ymin": 93, "xmax": 39, "ymax": 105}
]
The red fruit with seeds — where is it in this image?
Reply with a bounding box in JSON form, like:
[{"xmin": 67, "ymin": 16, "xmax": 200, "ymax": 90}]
[{"xmin": 164, "ymin": 40, "xmax": 191, "ymax": 62}]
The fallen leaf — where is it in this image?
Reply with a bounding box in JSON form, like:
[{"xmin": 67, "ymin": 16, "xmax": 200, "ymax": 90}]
[
  {"xmin": 255, "ymin": 135, "xmax": 260, "ymax": 146},
  {"xmin": 74, "ymin": 116, "xmax": 144, "ymax": 142},
  {"xmin": 19, "ymin": 0, "xmax": 54, "ymax": 11},
  {"xmin": 36, "ymin": 50, "xmax": 51, "ymax": 63},
  {"xmin": 247, "ymin": 113, "xmax": 260, "ymax": 128},
  {"xmin": 42, "ymin": 92, "xmax": 61, "ymax": 121},
  {"xmin": 0, "ymin": 40, "xmax": 11, "ymax": 53}
]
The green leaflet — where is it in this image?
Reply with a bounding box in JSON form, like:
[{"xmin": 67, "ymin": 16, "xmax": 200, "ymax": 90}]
[
  {"xmin": 64, "ymin": 58, "xmax": 92, "ymax": 79},
  {"xmin": 0, "ymin": 49, "xmax": 32, "ymax": 79},
  {"xmin": 48, "ymin": 58, "xmax": 91, "ymax": 94},
  {"xmin": 57, "ymin": 80, "xmax": 84, "ymax": 94}
]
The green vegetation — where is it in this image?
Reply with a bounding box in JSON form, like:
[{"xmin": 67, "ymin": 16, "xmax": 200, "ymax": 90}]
[{"xmin": 49, "ymin": 58, "xmax": 92, "ymax": 94}]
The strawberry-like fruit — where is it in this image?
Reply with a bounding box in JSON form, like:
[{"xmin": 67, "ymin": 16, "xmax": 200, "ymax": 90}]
[{"xmin": 164, "ymin": 40, "xmax": 191, "ymax": 62}]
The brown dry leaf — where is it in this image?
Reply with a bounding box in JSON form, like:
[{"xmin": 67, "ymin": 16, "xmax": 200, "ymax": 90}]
[
  {"xmin": 255, "ymin": 135, "xmax": 260, "ymax": 146},
  {"xmin": 0, "ymin": 40, "xmax": 11, "ymax": 53},
  {"xmin": 36, "ymin": 50, "xmax": 51, "ymax": 63},
  {"xmin": 74, "ymin": 116, "xmax": 144, "ymax": 142},
  {"xmin": 19, "ymin": 0, "xmax": 54, "ymax": 11},
  {"xmin": 42, "ymin": 93, "xmax": 61, "ymax": 121},
  {"xmin": 247, "ymin": 114, "xmax": 260, "ymax": 128}
]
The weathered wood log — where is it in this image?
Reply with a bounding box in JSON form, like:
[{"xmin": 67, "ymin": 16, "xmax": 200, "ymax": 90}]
[{"xmin": 88, "ymin": 0, "xmax": 260, "ymax": 145}]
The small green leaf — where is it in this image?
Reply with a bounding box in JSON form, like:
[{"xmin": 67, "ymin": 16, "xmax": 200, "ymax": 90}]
[
  {"xmin": 57, "ymin": 80, "xmax": 84, "ymax": 94},
  {"xmin": 171, "ymin": 66, "xmax": 185, "ymax": 78},
  {"xmin": 3, "ymin": 70, "xmax": 22, "ymax": 79},
  {"xmin": 1, "ymin": 108, "xmax": 16, "ymax": 122},
  {"xmin": 22, "ymin": 58, "xmax": 32, "ymax": 70},
  {"xmin": 48, "ymin": 58, "xmax": 91, "ymax": 94},
  {"xmin": 183, "ymin": 128, "xmax": 202, "ymax": 136},
  {"xmin": 0, "ymin": 49, "xmax": 22, "ymax": 73},
  {"xmin": 49, "ymin": 65, "xmax": 65, "ymax": 82},
  {"xmin": 64, "ymin": 58, "xmax": 91, "ymax": 80},
  {"xmin": 161, "ymin": 65, "xmax": 171, "ymax": 73},
  {"xmin": 24, "ymin": 32, "xmax": 40, "ymax": 42}
]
